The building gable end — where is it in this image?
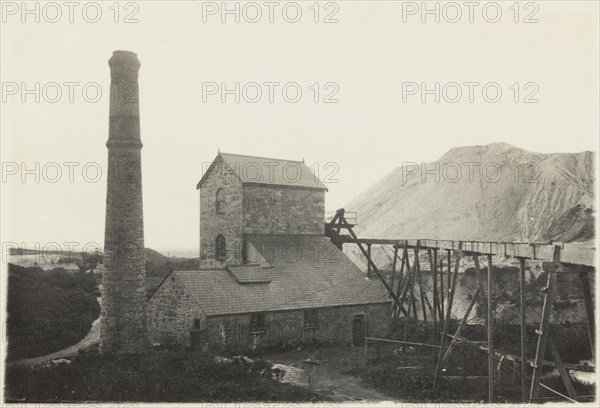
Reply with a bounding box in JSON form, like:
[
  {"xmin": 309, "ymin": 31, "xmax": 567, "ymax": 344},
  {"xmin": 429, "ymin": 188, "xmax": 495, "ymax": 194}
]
[{"xmin": 196, "ymin": 153, "xmax": 243, "ymax": 190}]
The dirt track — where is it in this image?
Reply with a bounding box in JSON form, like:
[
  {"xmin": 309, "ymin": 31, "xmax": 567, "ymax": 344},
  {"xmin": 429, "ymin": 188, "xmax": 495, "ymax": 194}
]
[
  {"xmin": 10, "ymin": 318, "xmax": 100, "ymax": 367},
  {"xmin": 263, "ymin": 346, "xmax": 398, "ymax": 402}
]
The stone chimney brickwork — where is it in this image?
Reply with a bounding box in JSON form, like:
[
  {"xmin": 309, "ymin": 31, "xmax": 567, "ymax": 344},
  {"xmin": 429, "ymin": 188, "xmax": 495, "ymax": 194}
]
[{"xmin": 100, "ymin": 50, "xmax": 148, "ymax": 353}]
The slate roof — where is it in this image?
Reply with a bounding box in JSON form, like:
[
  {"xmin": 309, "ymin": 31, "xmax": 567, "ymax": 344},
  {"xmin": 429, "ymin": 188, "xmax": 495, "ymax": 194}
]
[
  {"xmin": 196, "ymin": 153, "xmax": 328, "ymax": 190},
  {"xmin": 169, "ymin": 235, "xmax": 391, "ymax": 316},
  {"xmin": 226, "ymin": 264, "xmax": 272, "ymax": 283}
]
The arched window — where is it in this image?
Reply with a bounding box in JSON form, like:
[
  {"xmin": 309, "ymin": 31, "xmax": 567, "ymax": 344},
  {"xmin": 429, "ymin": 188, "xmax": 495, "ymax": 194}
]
[
  {"xmin": 216, "ymin": 188, "xmax": 225, "ymax": 214},
  {"xmin": 215, "ymin": 234, "xmax": 226, "ymax": 261}
]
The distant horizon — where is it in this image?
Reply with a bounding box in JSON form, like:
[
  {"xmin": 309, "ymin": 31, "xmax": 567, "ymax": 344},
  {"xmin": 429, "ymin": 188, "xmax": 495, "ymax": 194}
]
[{"xmin": 151, "ymin": 248, "xmax": 198, "ymax": 258}]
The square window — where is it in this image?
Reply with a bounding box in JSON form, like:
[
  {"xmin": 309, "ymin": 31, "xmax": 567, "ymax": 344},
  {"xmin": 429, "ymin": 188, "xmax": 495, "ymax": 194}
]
[{"xmin": 250, "ymin": 313, "xmax": 266, "ymax": 332}]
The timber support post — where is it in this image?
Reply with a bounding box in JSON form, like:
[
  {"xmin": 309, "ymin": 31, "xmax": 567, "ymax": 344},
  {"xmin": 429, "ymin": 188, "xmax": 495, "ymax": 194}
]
[
  {"xmin": 529, "ymin": 245, "xmax": 560, "ymax": 401},
  {"xmin": 442, "ymin": 285, "xmax": 481, "ymax": 363},
  {"xmin": 390, "ymin": 245, "xmax": 399, "ymax": 291},
  {"xmin": 367, "ymin": 243, "xmax": 372, "ymax": 278},
  {"xmin": 518, "ymin": 256, "xmax": 527, "ymax": 403},
  {"xmin": 336, "ymin": 211, "xmax": 409, "ymax": 316},
  {"xmin": 579, "ymin": 270, "xmax": 595, "ymax": 361},
  {"xmin": 487, "ymin": 253, "xmax": 494, "ymax": 403},
  {"xmin": 433, "ymin": 242, "xmax": 462, "ymax": 391},
  {"xmin": 322, "ymin": 209, "xmax": 596, "ymax": 402},
  {"xmin": 439, "ymin": 251, "xmax": 445, "ymax": 328}
]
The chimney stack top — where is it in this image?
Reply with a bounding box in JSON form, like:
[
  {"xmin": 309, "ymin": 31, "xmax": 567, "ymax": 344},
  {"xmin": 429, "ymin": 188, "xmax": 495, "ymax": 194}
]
[{"xmin": 109, "ymin": 50, "xmax": 140, "ymax": 77}]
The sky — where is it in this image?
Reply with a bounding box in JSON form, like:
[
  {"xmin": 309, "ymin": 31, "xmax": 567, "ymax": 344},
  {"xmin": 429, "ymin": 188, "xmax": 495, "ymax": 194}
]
[{"xmin": 1, "ymin": 0, "xmax": 599, "ymax": 252}]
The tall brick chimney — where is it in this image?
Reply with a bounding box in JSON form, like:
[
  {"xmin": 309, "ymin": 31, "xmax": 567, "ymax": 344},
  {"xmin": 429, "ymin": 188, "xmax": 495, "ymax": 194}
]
[{"xmin": 100, "ymin": 50, "xmax": 148, "ymax": 353}]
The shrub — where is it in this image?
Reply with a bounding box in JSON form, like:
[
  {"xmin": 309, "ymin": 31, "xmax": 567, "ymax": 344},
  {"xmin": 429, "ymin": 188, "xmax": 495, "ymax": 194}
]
[
  {"xmin": 4, "ymin": 351, "xmax": 319, "ymax": 402},
  {"xmin": 6, "ymin": 265, "xmax": 100, "ymax": 360}
]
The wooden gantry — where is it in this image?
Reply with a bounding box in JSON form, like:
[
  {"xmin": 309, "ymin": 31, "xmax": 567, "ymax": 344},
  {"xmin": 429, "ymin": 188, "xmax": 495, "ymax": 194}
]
[{"xmin": 325, "ymin": 208, "xmax": 596, "ymax": 403}]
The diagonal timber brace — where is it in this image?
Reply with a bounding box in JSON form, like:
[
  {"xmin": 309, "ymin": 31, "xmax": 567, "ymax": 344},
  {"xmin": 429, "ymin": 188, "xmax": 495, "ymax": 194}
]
[{"xmin": 335, "ymin": 209, "xmax": 409, "ymax": 316}]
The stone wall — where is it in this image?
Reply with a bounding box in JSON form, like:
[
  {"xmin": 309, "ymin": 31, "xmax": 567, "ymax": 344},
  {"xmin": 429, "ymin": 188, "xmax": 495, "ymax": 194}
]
[
  {"xmin": 202, "ymin": 302, "xmax": 391, "ymax": 351},
  {"xmin": 199, "ymin": 157, "xmax": 244, "ymax": 268},
  {"xmin": 242, "ymin": 185, "xmax": 325, "ymax": 235},
  {"xmin": 147, "ymin": 273, "xmax": 205, "ymax": 346},
  {"xmin": 147, "ymin": 284, "xmax": 390, "ymax": 351}
]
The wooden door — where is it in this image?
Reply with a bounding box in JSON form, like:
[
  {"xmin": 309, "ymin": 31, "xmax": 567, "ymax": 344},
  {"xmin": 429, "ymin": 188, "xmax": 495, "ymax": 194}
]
[{"xmin": 353, "ymin": 316, "xmax": 364, "ymax": 346}]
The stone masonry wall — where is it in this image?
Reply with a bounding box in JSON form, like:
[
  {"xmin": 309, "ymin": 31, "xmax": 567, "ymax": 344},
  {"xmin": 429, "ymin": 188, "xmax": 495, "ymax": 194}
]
[
  {"xmin": 242, "ymin": 185, "xmax": 325, "ymax": 235},
  {"xmin": 147, "ymin": 274, "xmax": 205, "ymax": 346},
  {"xmin": 201, "ymin": 302, "xmax": 391, "ymax": 352},
  {"xmin": 199, "ymin": 157, "xmax": 244, "ymax": 268}
]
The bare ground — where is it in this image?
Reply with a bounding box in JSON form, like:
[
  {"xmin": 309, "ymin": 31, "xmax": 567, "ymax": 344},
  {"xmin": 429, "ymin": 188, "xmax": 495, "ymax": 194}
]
[{"xmin": 262, "ymin": 345, "xmax": 399, "ymax": 402}]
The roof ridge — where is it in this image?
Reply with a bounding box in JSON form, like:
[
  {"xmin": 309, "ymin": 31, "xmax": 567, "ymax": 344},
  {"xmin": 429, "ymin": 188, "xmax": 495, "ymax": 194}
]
[
  {"xmin": 246, "ymin": 233, "xmax": 325, "ymax": 237},
  {"xmin": 220, "ymin": 152, "xmax": 304, "ymax": 163},
  {"xmin": 227, "ymin": 263, "xmax": 263, "ymax": 268}
]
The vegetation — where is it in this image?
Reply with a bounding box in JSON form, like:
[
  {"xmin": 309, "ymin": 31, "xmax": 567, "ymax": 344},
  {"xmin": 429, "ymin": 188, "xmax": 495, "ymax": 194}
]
[
  {"xmin": 6, "ymin": 264, "xmax": 100, "ymax": 361},
  {"xmin": 144, "ymin": 248, "xmax": 199, "ymax": 294},
  {"xmin": 5, "ymin": 248, "xmax": 197, "ymax": 360},
  {"xmin": 4, "ymin": 351, "xmax": 322, "ymax": 402},
  {"xmin": 349, "ymin": 346, "xmax": 594, "ymax": 403}
]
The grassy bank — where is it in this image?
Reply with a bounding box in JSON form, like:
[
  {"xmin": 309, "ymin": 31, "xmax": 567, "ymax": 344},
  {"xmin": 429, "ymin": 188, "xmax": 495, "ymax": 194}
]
[
  {"xmin": 4, "ymin": 351, "xmax": 322, "ymax": 402},
  {"xmin": 6, "ymin": 264, "xmax": 100, "ymax": 361}
]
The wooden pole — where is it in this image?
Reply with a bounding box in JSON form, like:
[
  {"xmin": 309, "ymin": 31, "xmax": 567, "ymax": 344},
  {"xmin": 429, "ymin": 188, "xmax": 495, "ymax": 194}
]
[
  {"xmin": 392, "ymin": 246, "xmax": 408, "ymax": 318},
  {"xmin": 411, "ymin": 281, "xmax": 418, "ymax": 319},
  {"xmin": 396, "ymin": 244, "xmax": 410, "ymax": 298},
  {"xmin": 447, "ymin": 249, "xmax": 452, "ymax": 298},
  {"xmin": 487, "ymin": 254, "xmax": 494, "ymax": 403},
  {"xmin": 429, "ymin": 249, "xmax": 439, "ymax": 327},
  {"xmin": 433, "ymin": 242, "xmax": 463, "ymax": 390},
  {"xmin": 529, "ymin": 247, "xmax": 560, "ymax": 401},
  {"xmin": 399, "ymin": 244, "xmax": 408, "ymax": 289},
  {"xmin": 338, "ymin": 213, "xmax": 409, "ymax": 316},
  {"xmin": 415, "ymin": 246, "xmax": 428, "ymax": 323},
  {"xmin": 415, "ymin": 261, "xmax": 435, "ymax": 320},
  {"xmin": 439, "ymin": 250, "xmax": 445, "ymax": 327},
  {"xmin": 405, "ymin": 277, "xmax": 413, "ymax": 346},
  {"xmin": 390, "ymin": 245, "xmax": 399, "ymax": 291},
  {"xmin": 429, "ymin": 249, "xmax": 438, "ymax": 357},
  {"xmin": 579, "ymin": 270, "xmax": 595, "ymax": 361},
  {"xmin": 442, "ymin": 285, "xmax": 481, "ymax": 363},
  {"xmin": 397, "ymin": 260, "xmax": 417, "ymax": 317},
  {"xmin": 474, "ymin": 255, "xmax": 488, "ymax": 328},
  {"xmin": 367, "ymin": 243, "xmax": 372, "ymax": 278},
  {"xmin": 519, "ymin": 257, "xmax": 527, "ymax": 403},
  {"xmin": 364, "ymin": 337, "xmax": 441, "ymax": 348},
  {"xmin": 547, "ymin": 338, "xmax": 576, "ymax": 398}
]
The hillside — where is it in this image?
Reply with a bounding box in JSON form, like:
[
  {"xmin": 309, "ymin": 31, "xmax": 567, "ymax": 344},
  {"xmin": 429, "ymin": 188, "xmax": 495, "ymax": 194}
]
[
  {"xmin": 342, "ymin": 143, "xmax": 595, "ymax": 325},
  {"xmin": 144, "ymin": 248, "xmax": 199, "ymax": 294},
  {"xmin": 346, "ymin": 142, "xmax": 594, "ymax": 243},
  {"xmin": 6, "ymin": 265, "xmax": 100, "ymax": 361},
  {"xmin": 144, "ymin": 247, "xmax": 170, "ymax": 264}
]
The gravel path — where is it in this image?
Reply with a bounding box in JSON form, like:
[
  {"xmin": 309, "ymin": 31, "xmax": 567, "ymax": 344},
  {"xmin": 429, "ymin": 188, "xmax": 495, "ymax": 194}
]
[{"xmin": 10, "ymin": 318, "xmax": 100, "ymax": 367}]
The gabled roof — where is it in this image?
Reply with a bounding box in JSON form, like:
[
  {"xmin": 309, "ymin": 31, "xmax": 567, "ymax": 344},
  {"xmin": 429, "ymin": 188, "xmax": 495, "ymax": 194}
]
[
  {"xmin": 196, "ymin": 153, "xmax": 328, "ymax": 191},
  {"xmin": 166, "ymin": 235, "xmax": 390, "ymax": 316}
]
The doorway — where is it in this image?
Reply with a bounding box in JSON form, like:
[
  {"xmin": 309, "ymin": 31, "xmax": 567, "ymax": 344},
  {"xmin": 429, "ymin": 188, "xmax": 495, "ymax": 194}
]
[{"xmin": 352, "ymin": 315, "xmax": 365, "ymax": 346}]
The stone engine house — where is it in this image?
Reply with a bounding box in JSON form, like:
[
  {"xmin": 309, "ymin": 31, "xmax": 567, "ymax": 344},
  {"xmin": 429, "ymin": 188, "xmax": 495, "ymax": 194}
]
[{"xmin": 147, "ymin": 153, "xmax": 391, "ymax": 351}]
